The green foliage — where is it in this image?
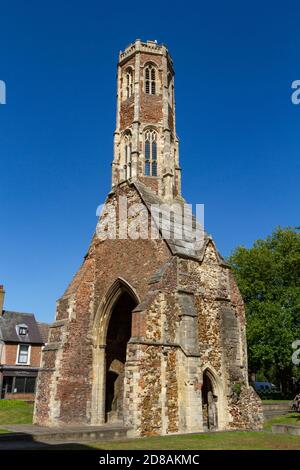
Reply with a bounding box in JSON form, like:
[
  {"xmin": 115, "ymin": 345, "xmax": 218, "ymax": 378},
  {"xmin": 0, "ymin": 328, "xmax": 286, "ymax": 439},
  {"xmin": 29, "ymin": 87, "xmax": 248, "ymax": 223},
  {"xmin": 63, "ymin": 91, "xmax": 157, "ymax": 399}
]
[
  {"xmin": 228, "ymin": 227, "xmax": 300, "ymax": 390},
  {"xmin": 232, "ymin": 382, "xmax": 242, "ymax": 398}
]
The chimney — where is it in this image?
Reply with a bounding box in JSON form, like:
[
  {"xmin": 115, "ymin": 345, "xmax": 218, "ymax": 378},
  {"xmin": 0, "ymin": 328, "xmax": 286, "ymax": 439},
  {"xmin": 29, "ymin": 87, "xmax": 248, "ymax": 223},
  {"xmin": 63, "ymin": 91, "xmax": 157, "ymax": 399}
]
[{"xmin": 0, "ymin": 285, "xmax": 5, "ymax": 315}]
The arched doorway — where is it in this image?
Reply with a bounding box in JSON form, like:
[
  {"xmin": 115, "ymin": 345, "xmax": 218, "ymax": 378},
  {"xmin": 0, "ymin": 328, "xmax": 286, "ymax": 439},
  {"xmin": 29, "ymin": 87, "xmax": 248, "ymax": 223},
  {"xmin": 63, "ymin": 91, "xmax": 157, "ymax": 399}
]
[
  {"xmin": 91, "ymin": 279, "xmax": 139, "ymax": 425},
  {"xmin": 105, "ymin": 291, "xmax": 136, "ymax": 422},
  {"xmin": 202, "ymin": 369, "xmax": 218, "ymax": 430}
]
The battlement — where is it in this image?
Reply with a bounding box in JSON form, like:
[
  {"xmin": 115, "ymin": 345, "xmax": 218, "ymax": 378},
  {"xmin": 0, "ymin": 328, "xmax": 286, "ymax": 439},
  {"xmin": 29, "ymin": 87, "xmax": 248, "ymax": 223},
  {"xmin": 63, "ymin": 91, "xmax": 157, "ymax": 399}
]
[
  {"xmin": 119, "ymin": 39, "xmax": 172, "ymax": 66},
  {"xmin": 114, "ymin": 38, "xmax": 179, "ymax": 199}
]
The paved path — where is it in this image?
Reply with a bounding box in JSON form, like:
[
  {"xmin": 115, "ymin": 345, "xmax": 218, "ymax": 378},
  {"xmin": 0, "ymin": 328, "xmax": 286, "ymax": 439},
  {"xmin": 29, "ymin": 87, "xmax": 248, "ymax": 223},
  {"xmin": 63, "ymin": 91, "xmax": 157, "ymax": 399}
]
[
  {"xmin": 0, "ymin": 423, "xmax": 128, "ymax": 449},
  {"xmin": 4, "ymin": 423, "xmax": 125, "ymax": 435}
]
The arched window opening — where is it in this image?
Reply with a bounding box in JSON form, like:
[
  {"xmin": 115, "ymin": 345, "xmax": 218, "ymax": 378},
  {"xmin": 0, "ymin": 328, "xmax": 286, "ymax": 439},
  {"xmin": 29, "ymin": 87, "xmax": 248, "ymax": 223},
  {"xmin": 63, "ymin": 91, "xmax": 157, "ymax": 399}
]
[
  {"xmin": 125, "ymin": 68, "xmax": 133, "ymax": 99},
  {"xmin": 144, "ymin": 130, "xmax": 157, "ymax": 176},
  {"xmin": 91, "ymin": 278, "xmax": 140, "ymax": 425},
  {"xmin": 105, "ymin": 291, "xmax": 137, "ymax": 422},
  {"xmin": 202, "ymin": 370, "xmax": 218, "ymax": 431},
  {"xmin": 145, "ymin": 64, "xmax": 156, "ymax": 95},
  {"xmin": 167, "ymin": 72, "xmax": 173, "ymax": 105},
  {"xmin": 124, "ymin": 134, "xmax": 132, "ymax": 180}
]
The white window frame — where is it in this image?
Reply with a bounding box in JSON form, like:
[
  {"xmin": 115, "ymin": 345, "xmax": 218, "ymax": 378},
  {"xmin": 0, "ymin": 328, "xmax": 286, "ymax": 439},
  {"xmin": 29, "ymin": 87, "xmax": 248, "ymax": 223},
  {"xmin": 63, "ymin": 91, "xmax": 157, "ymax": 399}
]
[
  {"xmin": 16, "ymin": 344, "xmax": 31, "ymax": 366},
  {"xmin": 16, "ymin": 323, "xmax": 29, "ymax": 337},
  {"xmin": 18, "ymin": 326, "xmax": 28, "ymax": 335}
]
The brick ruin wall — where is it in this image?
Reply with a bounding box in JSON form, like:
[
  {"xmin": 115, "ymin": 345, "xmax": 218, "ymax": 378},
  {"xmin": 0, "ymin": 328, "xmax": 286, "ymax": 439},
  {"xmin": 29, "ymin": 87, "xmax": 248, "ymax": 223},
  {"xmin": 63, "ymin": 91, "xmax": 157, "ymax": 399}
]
[
  {"xmin": 34, "ymin": 183, "xmax": 263, "ymax": 432},
  {"xmin": 123, "ymin": 242, "xmax": 263, "ymax": 436},
  {"xmin": 34, "ymin": 184, "xmax": 170, "ymax": 425}
]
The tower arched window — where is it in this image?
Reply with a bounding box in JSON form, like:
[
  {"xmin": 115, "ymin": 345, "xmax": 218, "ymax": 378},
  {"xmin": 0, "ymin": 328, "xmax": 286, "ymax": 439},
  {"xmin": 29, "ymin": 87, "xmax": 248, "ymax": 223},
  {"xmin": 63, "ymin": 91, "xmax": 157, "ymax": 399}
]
[
  {"xmin": 167, "ymin": 72, "xmax": 173, "ymax": 105},
  {"xmin": 126, "ymin": 68, "xmax": 133, "ymax": 99},
  {"xmin": 124, "ymin": 134, "xmax": 132, "ymax": 179},
  {"xmin": 145, "ymin": 64, "xmax": 156, "ymax": 95},
  {"xmin": 144, "ymin": 130, "xmax": 157, "ymax": 176}
]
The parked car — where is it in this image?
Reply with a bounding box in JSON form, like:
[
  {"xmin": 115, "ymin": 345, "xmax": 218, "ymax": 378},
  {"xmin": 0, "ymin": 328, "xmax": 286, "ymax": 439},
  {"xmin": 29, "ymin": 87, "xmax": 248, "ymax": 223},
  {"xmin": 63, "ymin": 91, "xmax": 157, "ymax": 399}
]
[{"xmin": 253, "ymin": 381, "xmax": 278, "ymax": 394}]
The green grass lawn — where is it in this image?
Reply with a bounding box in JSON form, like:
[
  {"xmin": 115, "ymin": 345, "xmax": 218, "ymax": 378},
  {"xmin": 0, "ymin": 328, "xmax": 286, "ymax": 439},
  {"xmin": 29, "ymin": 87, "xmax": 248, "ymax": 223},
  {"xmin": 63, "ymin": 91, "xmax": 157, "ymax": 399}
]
[
  {"xmin": 0, "ymin": 399, "xmax": 299, "ymax": 449},
  {"xmin": 44, "ymin": 411, "xmax": 300, "ymax": 450},
  {"xmin": 0, "ymin": 400, "xmax": 34, "ymax": 426},
  {"xmin": 263, "ymin": 413, "xmax": 300, "ymax": 430},
  {"xmin": 46, "ymin": 431, "xmax": 300, "ymax": 450}
]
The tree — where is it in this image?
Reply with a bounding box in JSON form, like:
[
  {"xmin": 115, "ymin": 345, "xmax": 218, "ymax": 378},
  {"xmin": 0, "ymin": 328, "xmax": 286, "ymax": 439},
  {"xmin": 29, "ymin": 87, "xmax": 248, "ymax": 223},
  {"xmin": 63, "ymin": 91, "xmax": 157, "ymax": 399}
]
[{"xmin": 228, "ymin": 227, "xmax": 300, "ymax": 392}]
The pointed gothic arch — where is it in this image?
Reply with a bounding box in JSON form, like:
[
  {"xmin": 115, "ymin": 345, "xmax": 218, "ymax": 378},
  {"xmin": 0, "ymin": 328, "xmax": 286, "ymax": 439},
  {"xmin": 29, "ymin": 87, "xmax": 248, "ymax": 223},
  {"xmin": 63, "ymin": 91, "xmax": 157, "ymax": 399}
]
[
  {"xmin": 121, "ymin": 131, "xmax": 132, "ymax": 181},
  {"xmin": 91, "ymin": 279, "xmax": 139, "ymax": 425},
  {"xmin": 144, "ymin": 62, "xmax": 158, "ymax": 95},
  {"xmin": 144, "ymin": 128, "xmax": 158, "ymax": 176},
  {"xmin": 122, "ymin": 66, "xmax": 134, "ymax": 100},
  {"xmin": 201, "ymin": 366, "xmax": 227, "ymax": 431}
]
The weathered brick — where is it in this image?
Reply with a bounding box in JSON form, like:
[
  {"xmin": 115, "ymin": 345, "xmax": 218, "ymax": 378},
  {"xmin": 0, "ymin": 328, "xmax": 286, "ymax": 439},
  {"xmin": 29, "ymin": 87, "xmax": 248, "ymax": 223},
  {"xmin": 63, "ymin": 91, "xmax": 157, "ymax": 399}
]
[{"xmin": 34, "ymin": 40, "xmax": 263, "ymax": 434}]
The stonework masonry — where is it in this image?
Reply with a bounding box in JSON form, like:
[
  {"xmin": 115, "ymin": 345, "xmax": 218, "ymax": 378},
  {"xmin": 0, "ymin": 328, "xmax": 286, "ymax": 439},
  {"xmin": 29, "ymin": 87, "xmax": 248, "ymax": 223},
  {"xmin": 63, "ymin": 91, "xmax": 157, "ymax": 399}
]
[{"xmin": 34, "ymin": 40, "xmax": 263, "ymax": 435}]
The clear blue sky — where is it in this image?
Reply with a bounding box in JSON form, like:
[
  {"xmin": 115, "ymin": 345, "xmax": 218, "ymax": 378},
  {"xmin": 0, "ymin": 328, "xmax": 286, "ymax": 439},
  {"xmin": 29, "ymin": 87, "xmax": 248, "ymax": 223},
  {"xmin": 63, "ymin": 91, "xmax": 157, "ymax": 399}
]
[{"xmin": 0, "ymin": 1, "xmax": 299, "ymax": 322}]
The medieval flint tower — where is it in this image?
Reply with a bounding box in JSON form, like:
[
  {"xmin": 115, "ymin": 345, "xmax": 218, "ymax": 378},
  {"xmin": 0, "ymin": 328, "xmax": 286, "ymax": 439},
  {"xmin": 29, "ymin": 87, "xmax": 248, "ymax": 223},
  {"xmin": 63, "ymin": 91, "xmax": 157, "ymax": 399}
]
[
  {"xmin": 112, "ymin": 39, "xmax": 180, "ymax": 199},
  {"xmin": 34, "ymin": 40, "xmax": 263, "ymax": 436}
]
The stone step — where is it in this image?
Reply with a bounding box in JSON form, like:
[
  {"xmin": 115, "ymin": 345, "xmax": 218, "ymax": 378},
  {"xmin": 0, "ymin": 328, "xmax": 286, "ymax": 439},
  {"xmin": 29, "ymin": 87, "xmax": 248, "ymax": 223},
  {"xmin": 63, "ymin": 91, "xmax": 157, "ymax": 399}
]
[
  {"xmin": 263, "ymin": 403, "xmax": 292, "ymax": 411},
  {"xmin": 0, "ymin": 424, "xmax": 129, "ymax": 443},
  {"xmin": 264, "ymin": 410, "xmax": 291, "ymax": 415},
  {"xmin": 272, "ymin": 424, "xmax": 300, "ymax": 435},
  {"xmin": 264, "ymin": 409, "xmax": 291, "ymax": 418},
  {"xmin": 263, "ymin": 403, "xmax": 292, "ymax": 420}
]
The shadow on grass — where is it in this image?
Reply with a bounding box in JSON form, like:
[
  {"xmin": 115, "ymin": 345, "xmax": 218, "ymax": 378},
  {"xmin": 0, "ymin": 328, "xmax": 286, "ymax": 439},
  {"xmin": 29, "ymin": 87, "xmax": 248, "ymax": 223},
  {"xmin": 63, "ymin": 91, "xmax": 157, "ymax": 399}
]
[
  {"xmin": 0, "ymin": 431, "xmax": 104, "ymax": 450},
  {"xmin": 1, "ymin": 426, "xmax": 300, "ymax": 451},
  {"xmin": 38, "ymin": 442, "xmax": 105, "ymax": 450}
]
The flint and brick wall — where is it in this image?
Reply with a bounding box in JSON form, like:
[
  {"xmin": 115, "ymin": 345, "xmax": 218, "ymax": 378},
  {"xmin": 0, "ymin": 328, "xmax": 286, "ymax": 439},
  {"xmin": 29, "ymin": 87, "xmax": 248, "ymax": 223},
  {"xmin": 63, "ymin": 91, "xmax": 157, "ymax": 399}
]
[
  {"xmin": 35, "ymin": 184, "xmax": 171, "ymax": 426},
  {"xmin": 34, "ymin": 183, "xmax": 263, "ymax": 433}
]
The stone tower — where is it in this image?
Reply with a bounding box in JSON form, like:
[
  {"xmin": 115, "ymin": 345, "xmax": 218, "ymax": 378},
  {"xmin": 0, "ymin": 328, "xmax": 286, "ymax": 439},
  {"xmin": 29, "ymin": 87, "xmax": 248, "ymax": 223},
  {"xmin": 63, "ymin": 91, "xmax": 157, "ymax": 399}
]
[
  {"xmin": 34, "ymin": 40, "xmax": 263, "ymax": 436},
  {"xmin": 112, "ymin": 39, "xmax": 180, "ymax": 199}
]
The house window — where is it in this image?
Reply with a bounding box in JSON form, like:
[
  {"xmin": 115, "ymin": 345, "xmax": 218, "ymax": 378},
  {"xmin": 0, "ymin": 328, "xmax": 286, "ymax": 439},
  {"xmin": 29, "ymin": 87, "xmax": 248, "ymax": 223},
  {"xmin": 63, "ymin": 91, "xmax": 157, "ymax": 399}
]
[
  {"xmin": 24, "ymin": 377, "xmax": 36, "ymax": 393},
  {"xmin": 17, "ymin": 344, "xmax": 29, "ymax": 364},
  {"xmin": 16, "ymin": 324, "xmax": 28, "ymax": 336},
  {"xmin": 18, "ymin": 326, "xmax": 28, "ymax": 335},
  {"xmin": 3, "ymin": 376, "xmax": 13, "ymax": 394},
  {"xmin": 2, "ymin": 376, "xmax": 36, "ymax": 395},
  {"xmin": 145, "ymin": 64, "xmax": 156, "ymax": 95},
  {"xmin": 14, "ymin": 377, "xmax": 25, "ymax": 392},
  {"xmin": 13, "ymin": 377, "xmax": 36, "ymax": 394},
  {"xmin": 144, "ymin": 130, "xmax": 157, "ymax": 176}
]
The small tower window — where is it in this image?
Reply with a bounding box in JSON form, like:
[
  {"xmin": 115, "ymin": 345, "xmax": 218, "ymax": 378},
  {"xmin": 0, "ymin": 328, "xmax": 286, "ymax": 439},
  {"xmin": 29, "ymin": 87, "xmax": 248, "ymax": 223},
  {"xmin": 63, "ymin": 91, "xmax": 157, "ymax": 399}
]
[
  {"xmin": 145, "ymin": 64, "xmax": 156, "ymax": 95},
  {"xmin": 124, "ymin": 134, "xmax": 132, "ymax": 179},
  {"xmin": 144, "ymin": 130, "xmax": 157, "ymax": 176},
  {"xmin": 126, "ymin": 68, "xmax": 133, "ymax": 99},
  {"xmin": 167, "ymin": 72, "xmax": 173, "ymax": 105}
]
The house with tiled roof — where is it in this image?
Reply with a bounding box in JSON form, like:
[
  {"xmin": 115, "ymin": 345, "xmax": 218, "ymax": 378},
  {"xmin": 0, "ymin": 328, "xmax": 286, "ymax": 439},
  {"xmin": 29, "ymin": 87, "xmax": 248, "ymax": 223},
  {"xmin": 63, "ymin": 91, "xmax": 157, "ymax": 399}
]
[{"xmin": 0, "ymin": 285, "xmax": 49, "ymax": 400}]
